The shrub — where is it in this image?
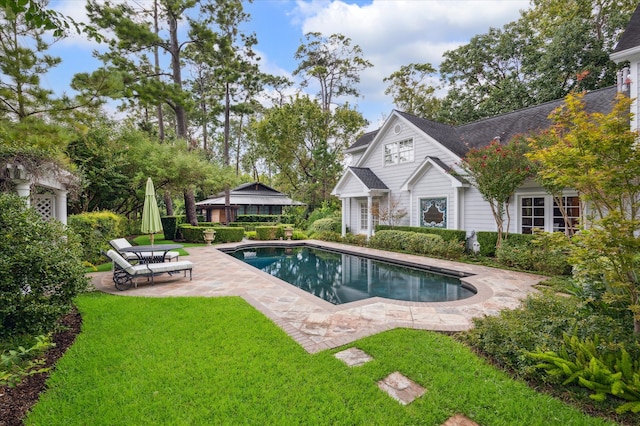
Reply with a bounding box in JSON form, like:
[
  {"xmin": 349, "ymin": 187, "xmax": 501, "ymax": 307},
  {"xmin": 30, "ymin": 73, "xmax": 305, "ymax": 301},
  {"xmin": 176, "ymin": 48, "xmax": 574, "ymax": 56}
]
[
  {"xmin": 236, "ymin": 214, "xmax": 280, "ymax": 223},
  {"xmin": 0, "ymin": 194, "xmax": 88, "ymax": 340},
  {"xmin": 496, "ymin": 232, "xmax": 571, "ymax": 275},
  {"xmin": 369, "ymin": 230, "xmax": 465, "ymax": 259},
  {"xmin": 375, "ymin": 225, "xmax": 466, "ymax": 242},
  {"xmin": 255, "ymin": 226, "xmax": 284, "ymax": 240},
  {"xmin": 475, "ymin": 231, "xmax": 499, "ymax": 257},
  {"xmin": 211, "ymin": 227, "xmax": 244, "ymax": 243},
  {"xmin": 459, "ymin": 291, "xmax": 634, "ymax": 377},
  {"xmin": 309, "ymin": 217, "xmax": 341, "ymax": 234},
  {"xmin": 342, "ymin": 233, "xmax": 367, "ymax": 246},
  {"xmin": 160, "ymin": 215, "xmax": 185, "ymax": 240},
  {"xmin": 67, "ymin": 211, "xmax": 126, "ymax": 265},
  {"xmin": 229, "ymin": 222, "xmax": 277, "ymax": 232},
  {"xmin": 291, "ymin": 230, "xmax": 307, "ymax": 240},
  {"xmin": 244, "ymin": 231, "xmax": 257, "ymax": 240},
  {"xmin": 177, "ymin": 225, "xmax": 242, "ymax": 243},
  {"xmin": 314, "ymin": 230, "xmax": 343, "ymax": 242}
]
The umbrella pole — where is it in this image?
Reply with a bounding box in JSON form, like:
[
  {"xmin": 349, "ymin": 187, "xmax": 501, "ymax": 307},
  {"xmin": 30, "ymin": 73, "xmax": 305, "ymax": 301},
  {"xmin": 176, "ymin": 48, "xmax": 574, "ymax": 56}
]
[{"xmin": 150, "ymin": 233, "xmax": 154, "ymax": 246}]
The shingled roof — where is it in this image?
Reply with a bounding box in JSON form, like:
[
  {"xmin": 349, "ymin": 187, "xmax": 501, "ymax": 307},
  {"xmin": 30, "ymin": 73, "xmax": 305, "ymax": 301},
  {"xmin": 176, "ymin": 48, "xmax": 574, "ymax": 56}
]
[
  {"xmin": 349, "ymin": 86, "xmax": 618, "ymax": 158},
  {"xmin": 613, "ymin": 5, "xmax": 640, "ymax": 53},
  {"xmin": 348, "ymin": 167, "xmax": 389, "ymax": 190}
]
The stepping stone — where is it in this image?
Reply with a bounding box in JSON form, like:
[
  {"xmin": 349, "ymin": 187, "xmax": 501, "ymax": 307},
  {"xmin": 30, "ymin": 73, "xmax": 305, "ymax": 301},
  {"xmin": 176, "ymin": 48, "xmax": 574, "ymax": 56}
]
[
  {"xmin": 441, "ymin": 414, "xmax": 479, "ymax": 426},
  {"xmin": 377, "ymin": 371, "xmax": 425, "ymax": 405},
  {"xmin": 334, "ymin": 347, "xmax": 373, "ymax": 367}
]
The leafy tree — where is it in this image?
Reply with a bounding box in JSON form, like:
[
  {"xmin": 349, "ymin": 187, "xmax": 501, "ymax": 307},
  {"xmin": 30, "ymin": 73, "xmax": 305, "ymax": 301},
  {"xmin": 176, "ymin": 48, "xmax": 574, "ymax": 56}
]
[
  {"xmin": 0, "ymin": 3, "xmax": 105, "ymax": 122},
  {"xmin": 383, "ymin": 63, "xmax": 440, "ymax": 119},
  {"xmin": 459, "ymin": 137, "xmax": 534, "ymax": 248},
  {"xmin": 0, "ymin": 0, "xmax": 102, "ymax": 38},
  {"xmin": 528, "ymin": 92, "xmax": 640, "ymax": 333},
  {"xmin": 293, "ymin": 32, "xmax": 372, "ymax": 113},
  {"xmin": 255, "ymin": 96, "xmax": 365, "ymax": 209},
  {"xmin": 439, "ymin": 19, "xmax": 538, "ymax": 124},
  {"xmin": 438, "ymin": 0, "xmax": 635, "ymax": 124}
]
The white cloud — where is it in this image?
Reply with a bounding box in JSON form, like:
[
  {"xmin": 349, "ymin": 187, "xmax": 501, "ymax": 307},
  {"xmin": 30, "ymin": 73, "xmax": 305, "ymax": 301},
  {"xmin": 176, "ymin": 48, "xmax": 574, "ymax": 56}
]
[{"xmin": 289, "ymin": 0, "xmax": 529, "ymax": 123}]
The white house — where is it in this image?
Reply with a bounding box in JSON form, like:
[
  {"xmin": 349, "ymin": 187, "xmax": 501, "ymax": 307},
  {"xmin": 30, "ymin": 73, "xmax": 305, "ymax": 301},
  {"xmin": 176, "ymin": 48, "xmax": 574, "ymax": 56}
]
[{"xmin": 333, "ymin": 6, "xmax": 640, "ymax": 238}]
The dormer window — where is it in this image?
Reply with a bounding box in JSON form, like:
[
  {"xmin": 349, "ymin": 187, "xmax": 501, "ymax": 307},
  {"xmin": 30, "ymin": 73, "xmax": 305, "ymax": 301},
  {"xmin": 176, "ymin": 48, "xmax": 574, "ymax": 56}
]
[{"xmin": 384, "ymin": 138, "xmax": 414, "ymax": 165}]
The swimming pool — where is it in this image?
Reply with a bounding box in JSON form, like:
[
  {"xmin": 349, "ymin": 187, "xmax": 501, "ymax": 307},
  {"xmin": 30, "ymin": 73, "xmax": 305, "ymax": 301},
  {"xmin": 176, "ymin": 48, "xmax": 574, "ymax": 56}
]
[{"xmin": 227, "ymin": 245, "xmax": 476, "ymax": 305}]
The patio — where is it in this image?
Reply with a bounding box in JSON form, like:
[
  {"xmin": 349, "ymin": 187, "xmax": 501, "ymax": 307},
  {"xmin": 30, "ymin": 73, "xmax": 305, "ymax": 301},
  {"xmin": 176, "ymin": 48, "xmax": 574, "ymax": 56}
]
[{"xmin": 91, "ymin": 240, "xmax": 545, "ymax": 353}]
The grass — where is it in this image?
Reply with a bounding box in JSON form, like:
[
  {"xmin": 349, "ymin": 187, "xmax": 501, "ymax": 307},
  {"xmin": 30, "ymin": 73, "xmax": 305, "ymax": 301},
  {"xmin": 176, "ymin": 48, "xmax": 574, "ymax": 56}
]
[{"xmin": 26, "ymin": 293, "xmax": 614, "ymax": 425}]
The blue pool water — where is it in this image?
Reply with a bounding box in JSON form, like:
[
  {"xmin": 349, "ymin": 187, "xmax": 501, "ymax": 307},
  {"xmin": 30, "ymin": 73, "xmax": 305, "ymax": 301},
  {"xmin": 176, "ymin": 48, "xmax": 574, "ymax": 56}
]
[{"xmin": 228, "ymin": 246, "xmax": 475, "ymax": 305}]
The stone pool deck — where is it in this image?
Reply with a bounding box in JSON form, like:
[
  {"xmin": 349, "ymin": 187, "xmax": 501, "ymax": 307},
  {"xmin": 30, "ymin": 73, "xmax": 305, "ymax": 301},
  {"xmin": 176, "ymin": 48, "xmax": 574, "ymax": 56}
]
[{"xmin": 91, "ymin": 240, "xmax": 545, "ymax": 353}]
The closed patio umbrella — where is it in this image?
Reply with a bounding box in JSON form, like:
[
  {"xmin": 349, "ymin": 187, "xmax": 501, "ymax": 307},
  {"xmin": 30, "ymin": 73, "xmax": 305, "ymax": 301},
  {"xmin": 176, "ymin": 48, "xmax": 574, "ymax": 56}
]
[{"xmin": 141, "ymin": 177, "xmax": 163, "ymax": 245}]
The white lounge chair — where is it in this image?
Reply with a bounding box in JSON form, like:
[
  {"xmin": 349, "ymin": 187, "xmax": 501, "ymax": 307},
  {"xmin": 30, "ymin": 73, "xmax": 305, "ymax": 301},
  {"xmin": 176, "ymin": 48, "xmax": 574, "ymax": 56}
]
[
  {"xmin": 104, "ymin": 249, "xmax": 193, "ymax": 291},
  {"xmin": 109, "ymin": 238, "xmax": 179, "ymax": 262}
]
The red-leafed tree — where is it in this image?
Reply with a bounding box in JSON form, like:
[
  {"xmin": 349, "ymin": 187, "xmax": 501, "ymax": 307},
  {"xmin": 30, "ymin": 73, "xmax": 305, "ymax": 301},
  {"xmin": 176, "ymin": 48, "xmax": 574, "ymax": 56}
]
[{"xmin": 460, "ymin": 137, "xmax": 534, "ymax": 248}]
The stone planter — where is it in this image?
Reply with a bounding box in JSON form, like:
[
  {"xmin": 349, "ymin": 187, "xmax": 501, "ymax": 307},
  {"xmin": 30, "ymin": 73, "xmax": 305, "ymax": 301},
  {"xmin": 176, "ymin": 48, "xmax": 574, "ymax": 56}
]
[
  {"xmin": 203, "ymin": 229, "xmax": 216, "ymax": 246},
  {"xmin": 284, "ymin": 227, "xmax": 294, "ymax": 241}
]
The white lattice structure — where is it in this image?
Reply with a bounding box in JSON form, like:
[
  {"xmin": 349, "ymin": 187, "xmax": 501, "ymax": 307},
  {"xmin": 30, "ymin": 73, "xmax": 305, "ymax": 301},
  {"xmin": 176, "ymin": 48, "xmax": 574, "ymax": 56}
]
[{"xmin": 5, "ymin": 162, "xmax": 76, "ymax": 225}]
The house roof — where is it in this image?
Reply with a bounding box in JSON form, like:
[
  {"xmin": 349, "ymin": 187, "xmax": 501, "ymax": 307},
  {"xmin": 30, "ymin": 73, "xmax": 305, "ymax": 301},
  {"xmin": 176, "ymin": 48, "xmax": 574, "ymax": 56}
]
[
  {"xmin": 348, "ymin": 86, "xmax": 618, "ymax": 158},
  {"xmin": 348, "ymin": 167, "xmax": 389, "ymax": 190},
  {"xmin": 613, "ymin": 5, "xmax": 640, "ymax": 53},
  {"xmin": 196, "ymin": 182, "xmax": 305, "ymax": 207},
  {"xmin": 346, "ymin": 129, "xmax": 379, "ymax": 152}
]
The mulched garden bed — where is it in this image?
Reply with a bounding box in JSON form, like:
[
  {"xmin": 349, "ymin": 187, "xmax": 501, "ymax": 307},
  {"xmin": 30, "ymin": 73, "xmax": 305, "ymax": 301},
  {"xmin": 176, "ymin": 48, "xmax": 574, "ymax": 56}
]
[{"xmin": 0, "ymin": 309, "xmax": 82, "ymax": 426}]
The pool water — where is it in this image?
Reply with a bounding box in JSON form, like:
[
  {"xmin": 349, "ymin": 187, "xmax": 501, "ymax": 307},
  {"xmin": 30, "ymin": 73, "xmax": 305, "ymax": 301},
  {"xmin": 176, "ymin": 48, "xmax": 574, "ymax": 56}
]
[{"xmin": 228, "ymin": 246, "xmax": 475, "ymax": 305}]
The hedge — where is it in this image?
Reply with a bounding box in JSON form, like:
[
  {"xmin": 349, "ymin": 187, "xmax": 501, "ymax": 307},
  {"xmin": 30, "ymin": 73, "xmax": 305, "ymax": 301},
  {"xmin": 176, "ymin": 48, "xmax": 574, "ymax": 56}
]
[
  {"xmin": 375, "ymin": 225, "xmax": 466, "ymax": 242},
  {"xmin": 178, "ymin": 225, "xmax": 243, "ymax": 243},
  {"xmin": 230, "ymin": 222, "xmax": 277, "ymax": 232},
  {"xmin": 475, "ymin": 231, "xmax": 536, "ymax": 257},
  {"xmin": 67, "ymin": 211, "xmax": 126, "ymax": 264},
  {"xmin": 310, "ymin": 217, "xmax": 341, "ymax": 234},
  {"xmin": 211, "ymin": 227, "xmax": 244, "ymax": 243},
  {"xmin": 160, "ymin": 215, "xmax": 185, "ymax": 240},
  {"xmin": 255, "ymin": 226, "xmax": 285, "ymax": 240},
  {"xmin": 369, "ymin": 230, "xmax": 465, "ymax": 259},
  {"xmin": 236, "ymin": 214, "xmax": 281, "ymax": 223}
]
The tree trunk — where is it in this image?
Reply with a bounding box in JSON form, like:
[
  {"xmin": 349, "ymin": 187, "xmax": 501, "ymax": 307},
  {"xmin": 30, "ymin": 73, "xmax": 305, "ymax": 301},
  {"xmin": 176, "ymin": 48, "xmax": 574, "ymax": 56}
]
[
  {"xmin": 163, "ymin": 191, "xmax": 173, "ymax": 216},
  {"xmin": 154, "ymin": 0, "xmax": 165, "ymax": 142},
  {"xmin": 168, "ymin": 12, "xmax": 188, "ymax": 142},
  {"xmin": 224, "ymin": 81, "xmax": 231, "ymax": 224},
  {"xmin": 183, "ymin": 187, "xmax": 198, "ymax": 226}
]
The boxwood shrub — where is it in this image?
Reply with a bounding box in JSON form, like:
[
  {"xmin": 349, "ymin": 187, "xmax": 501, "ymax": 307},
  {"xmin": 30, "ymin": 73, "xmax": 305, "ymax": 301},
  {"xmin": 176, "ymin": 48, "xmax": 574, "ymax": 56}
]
[
  {"xmin": 475, "ymin": 231, "xmax": 499, "ymax": 257},
  {"xmin": 160, "ymin": 215, "xmax": 185, "ymax": 240},
  {"xmin": 310, "ymin": 217, "xmax": 341, "ymax": 234},
  {"xmin": 375, "ymin": 225, "xmax": 466, "ymax": 242},
  {"xmin": 178, "ymin": 225, "xmax": 243, "ymax": 243},
  {"xmin": 369, "ymin": 230, "xmax": 465, "ymax": 259},
  {"xmin": 255, "ymin": 226, "xmax": 284, "ymax": 240},
  {"xmin": 211, "ymin": 226, "xmax": 244, "ymax": 243},
  {"xmin": 67, "ymin": 210, "xmax": 126, "ymax": 265}
]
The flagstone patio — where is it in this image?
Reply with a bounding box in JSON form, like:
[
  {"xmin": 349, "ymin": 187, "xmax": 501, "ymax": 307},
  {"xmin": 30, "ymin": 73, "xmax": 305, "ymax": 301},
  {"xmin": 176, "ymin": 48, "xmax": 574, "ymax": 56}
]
[{"xmin": 91, "ymin": 240, "xmax": 544, "ymax": 353}]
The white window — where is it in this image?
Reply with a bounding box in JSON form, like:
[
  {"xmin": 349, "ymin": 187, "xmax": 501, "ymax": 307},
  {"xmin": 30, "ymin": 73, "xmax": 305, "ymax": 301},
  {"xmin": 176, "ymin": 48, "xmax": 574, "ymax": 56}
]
[
  {"xmin": 520, "ymin": 195, "xmax": 581, "ymax": 234},
  {"xmin": 384, "ymin": 138, "xmax": 414, "ymax": 165},
  {"xmin": 360, "ymin": 203, "xmax": 369, "ymax": 230},
  {"xmin": 553, "ymin": 196, "xmax": 580, "ymax": 234},
  {"xmin": 521, "ymin": 196, "xmax": 545, "ymax": 234},
  {"xmin": 360, "ymin": 202, "xmax": 379, "ymax": 231}
]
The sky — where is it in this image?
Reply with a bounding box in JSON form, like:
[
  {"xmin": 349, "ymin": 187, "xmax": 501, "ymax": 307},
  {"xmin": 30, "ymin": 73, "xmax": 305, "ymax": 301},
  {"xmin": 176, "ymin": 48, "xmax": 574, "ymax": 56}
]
[{"xmin": 46, "ymin": 0, "xmax": 531, "ymax": 129}]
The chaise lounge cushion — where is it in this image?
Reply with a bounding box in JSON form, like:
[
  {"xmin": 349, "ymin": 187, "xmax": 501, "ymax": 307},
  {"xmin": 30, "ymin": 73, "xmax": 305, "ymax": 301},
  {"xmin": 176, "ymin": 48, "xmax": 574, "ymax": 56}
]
[
  {"xmin": 106, "ymin": 249, "xmax": 193, "ymax": 281},
  {"xmin": 109, "ymin": 238, "xmax": 179, "ymax": 262}
]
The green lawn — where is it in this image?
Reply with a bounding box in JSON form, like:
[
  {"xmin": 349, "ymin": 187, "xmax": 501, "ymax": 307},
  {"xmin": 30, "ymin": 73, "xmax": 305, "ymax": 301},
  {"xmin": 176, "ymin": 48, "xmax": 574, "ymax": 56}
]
[{"xmin": 26, "ymin": 293, "xmax": 614, "ymax": 425}]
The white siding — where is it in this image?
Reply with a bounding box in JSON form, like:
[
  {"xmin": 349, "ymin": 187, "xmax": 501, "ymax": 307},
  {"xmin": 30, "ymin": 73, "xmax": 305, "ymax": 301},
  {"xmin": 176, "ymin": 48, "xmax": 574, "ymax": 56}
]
[
  {"xmin": 410, "ymin": 167, "xmax": 456, "ymax": 228},
  {"xmin": 462, "ymin": 187, "xmax": 497, "ymax": 232},
  {"xmin": 341, "ymin": 173, "xmax": 366, "ymax": 195}
]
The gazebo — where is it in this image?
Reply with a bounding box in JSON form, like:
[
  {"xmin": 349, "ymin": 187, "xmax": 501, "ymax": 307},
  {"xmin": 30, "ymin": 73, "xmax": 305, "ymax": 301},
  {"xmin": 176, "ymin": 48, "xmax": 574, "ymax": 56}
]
[{"xmin": 4, "ymin": 162, "xmax": 77, "ymax": 224}]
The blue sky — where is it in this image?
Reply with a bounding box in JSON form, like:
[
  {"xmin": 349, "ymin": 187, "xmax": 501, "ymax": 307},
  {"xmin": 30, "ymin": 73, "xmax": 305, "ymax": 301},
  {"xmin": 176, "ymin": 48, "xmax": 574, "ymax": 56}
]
[{"xmin": 47, "ymin": 0, "xmax": 530, "ymax": 129}]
